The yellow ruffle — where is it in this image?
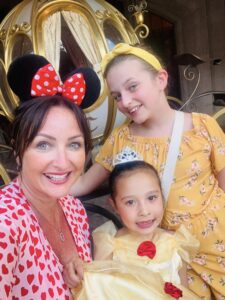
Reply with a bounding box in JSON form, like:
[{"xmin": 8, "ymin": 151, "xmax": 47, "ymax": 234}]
[
  {"xmin": 92, "ymin": 221, "xmax": 116, "ymax": 260},
  {"xmin": 174, "ymin": 224, "xmax": 200, "ymax": 263},
  {"xmin": 93, "ymin": 222, "xmax": 199, "ymax": 273},
  {"xmin": 72, "ymin": 260, "xmax": 200, "ymax": 300},
  {"xmin": 72, "ymin": 222, "xmax": 201, "ymax": 299}
]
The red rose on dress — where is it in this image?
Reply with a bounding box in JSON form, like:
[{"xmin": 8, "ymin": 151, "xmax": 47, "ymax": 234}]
[
  {"xmin": 164, "ymin": 282, "xmax": 183, "ymax": 299},
  {"xmin": 137, "ymin": 241, "xmax": 156, "ymax": 259}
]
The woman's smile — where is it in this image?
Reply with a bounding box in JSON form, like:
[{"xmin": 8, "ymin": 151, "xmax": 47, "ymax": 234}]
[{"xmin": 44, "ymin": 172, "xmax": 71, "ymax": 184}]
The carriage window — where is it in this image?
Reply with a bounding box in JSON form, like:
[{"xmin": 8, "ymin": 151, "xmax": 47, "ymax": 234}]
[
  {"xmin": 103, "ymin": 20, "xmax": 124, "ymax": 50},
  {"xmin": 11, "ymin": 34, "xmax": 33, "ymax": 61},
  {"xmin": 59, "ymin": 15, "xmax": 91, "ymax": 80},
  {"xmin": 0, "ymin": 60, "xmax": 14, "ymax": 112}
]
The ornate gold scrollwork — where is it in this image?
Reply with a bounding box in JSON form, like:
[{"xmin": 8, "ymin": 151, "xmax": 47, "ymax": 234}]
[
  {"xmin": 96, "ymin": 9, "xmax": 112, "ymax": 20},
  {"xmin": 0, "ymin": 29, "xmax": 7, "ymax": 41},
  {"xmin": 0, "ymin": 0, "xmax": 137, "ymax": 147},
  {"xmin": 0, "ymin": 59, "xmax": 16, "ymax": 121},
  {"xmin": 37, "ymin": 0, "xmax": 50, "ymax": 3},
  {"xmin": 134, "ymin": 23, "xmax": 149, "ymax": 39},
  {"xmin": 9, "ymin": 22, "xmax": 31, "ymax": 35},
  {"xmin": 128, "ymin": 0, "xmax": 149, "ymax": 39},
  {"xmin": 95, "ymin": 9, "xmax": 121, "ymax": 22}
]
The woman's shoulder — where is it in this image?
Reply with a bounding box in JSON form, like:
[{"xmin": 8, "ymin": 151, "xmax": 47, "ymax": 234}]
[
  {"xmin": 0, "ymin": 178, "xmax": 25, "ymax": 208},
  {"xmin": 61, "ymin": 195, "xmax": 88, "ymax": 222},
  {"xmin": 1, "ymin": 178, "xmax": 20, "ymax": 195},
  {"xmin": 0, "ymin": 180, "xmax": 30, "ymax": 235}
]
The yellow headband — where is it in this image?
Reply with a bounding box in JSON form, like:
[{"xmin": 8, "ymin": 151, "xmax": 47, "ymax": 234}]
[{"xmin": 101, "ymin": 43, "xmax": 162, "ymax": 74}]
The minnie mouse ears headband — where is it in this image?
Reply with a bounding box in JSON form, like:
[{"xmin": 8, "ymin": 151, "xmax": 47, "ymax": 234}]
[{"xmin": 7, "ymin": 54, "xmax": 101, "ymax": 109}]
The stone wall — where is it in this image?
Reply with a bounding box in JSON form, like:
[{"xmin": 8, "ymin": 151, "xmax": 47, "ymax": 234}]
[{"xmin": 122, "ymin": 0, "xmax": 225, "ymax": 116}]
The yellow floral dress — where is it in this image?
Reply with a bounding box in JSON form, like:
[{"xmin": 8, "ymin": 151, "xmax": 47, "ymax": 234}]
[
  {"xmin": 73, "ymin": 221, "xmax": 200, "ymax": 300},
  {"xmin": 95, "ymin": 113, "xmax": 225, "ymax": 299}
]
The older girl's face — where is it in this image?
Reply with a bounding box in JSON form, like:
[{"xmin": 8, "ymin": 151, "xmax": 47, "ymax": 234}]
[
  {"xmin": 106, "ymin": 59, "xmax": 168, "ymax": 126},
  {"xmin": 20, "ymin": 106, "xmax": 86, "ymax": 202}
]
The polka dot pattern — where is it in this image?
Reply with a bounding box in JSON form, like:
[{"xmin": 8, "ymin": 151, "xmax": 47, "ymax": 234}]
[
  {"xmin": 0, "ymin": 179, "xmax": 91, "ymax": 299},
  {"xmin": 31, "ymin": 63, "xmax": 86, "ymax": 105}
]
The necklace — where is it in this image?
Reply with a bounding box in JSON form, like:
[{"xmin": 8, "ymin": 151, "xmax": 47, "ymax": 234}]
[{"xmin": 29, "ymin": 201, "xmax": 66, "ymax": 243}]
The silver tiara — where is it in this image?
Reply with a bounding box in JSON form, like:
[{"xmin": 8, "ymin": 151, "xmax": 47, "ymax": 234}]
[{"xmin": 113, "ymin": 146, "xmax": 143, "ymax": 166}]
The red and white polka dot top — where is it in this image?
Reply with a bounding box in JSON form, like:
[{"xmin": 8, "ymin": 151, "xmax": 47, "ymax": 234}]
[{"xmin": 0, "ymin": 178, "xmax": 91, "ymax": 299}]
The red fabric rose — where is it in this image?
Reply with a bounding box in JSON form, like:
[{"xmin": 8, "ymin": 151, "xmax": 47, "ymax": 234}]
[
  {"xmin": 164, "ymin": 282, "xmax": 183, "ymax": 299},
  {"xmin": 137, "ymin": 241, "xmax": 156, "ymax": 259}
]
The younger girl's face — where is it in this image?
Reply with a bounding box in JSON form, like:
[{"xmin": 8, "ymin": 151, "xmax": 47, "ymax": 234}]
[{"xmin": 111, "ymin": 169, "xmax": 164, "ymax": 238}]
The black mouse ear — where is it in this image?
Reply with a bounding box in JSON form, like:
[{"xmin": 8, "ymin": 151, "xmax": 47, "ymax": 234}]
[
  {"xmin": 68, "ymin": 67, "xmax": 101, "ymax": 109},
  {"xmin": 7, "ymin": 54, "xmax": 101, "ymax": 108},
  {"xmin": 7, "ymin": 54, "xmax": 50, "ymax": 102}
]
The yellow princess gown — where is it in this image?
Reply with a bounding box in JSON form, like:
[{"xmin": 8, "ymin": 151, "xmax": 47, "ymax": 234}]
[{"xmin": 73, "ymin": 221, "xmax": 200, "ymax": 300}]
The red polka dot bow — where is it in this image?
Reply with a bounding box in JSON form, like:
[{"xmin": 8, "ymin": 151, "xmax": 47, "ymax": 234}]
[{"xmin": 31, "ymin": 63, "xmax": 86, "ymax": 105}]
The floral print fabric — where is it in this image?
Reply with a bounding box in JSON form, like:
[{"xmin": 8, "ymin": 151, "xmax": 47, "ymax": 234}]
[
  {"xmin": 95, "ymin": 113, "xmax": 225, "ymax": 299},
  {"xmin": 0, "ymin": 179, "xmax": 91, "ymax": 299}
]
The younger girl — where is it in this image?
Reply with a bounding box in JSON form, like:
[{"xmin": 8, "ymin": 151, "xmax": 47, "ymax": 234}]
[
  {"xmin": 71, "ymin": 43, "xmax": 225, "ymax": 299},
  {"xmin": 67, "ymin": 161, "xmax": 200, "ymax": 299}
]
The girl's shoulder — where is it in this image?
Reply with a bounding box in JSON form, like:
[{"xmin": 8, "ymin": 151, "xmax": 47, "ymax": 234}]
[
  {"xmin": 92, "ymin": 221, "xmax": 117, "ymax": 260},
  {"xmin": 93, "ymin": 220, "xmax": 118, "ymax": 237},
  {"xmin": 109, "ymin": 123, "xmax": 129, "ymax": 135},
  {"xmin": 156, "ymin": 226, "xmax": 200, "ymax": 262},
  {"xmin": 191, "ymin": 112, "xmax": 216, "ymax": 128},
  {"xmin": 182, "ymin": 112, "xmax": 221, "ymax": 137}
]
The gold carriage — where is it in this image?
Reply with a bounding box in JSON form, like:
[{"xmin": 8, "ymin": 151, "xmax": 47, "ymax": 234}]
[{"xmin": 0, "ymin": 0, "xmax": 140, "ymax": 185}]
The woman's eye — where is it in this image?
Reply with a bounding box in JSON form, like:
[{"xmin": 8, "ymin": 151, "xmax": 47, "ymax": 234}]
[
  {"xmin": 148, "ymin": 195, "xmax": 157, "ymax": 201},
  {"xmin": 36, "ymin": 142, "xmax": 50, "ymax": 150},
  {"xmin": 69, "ymin": 142, "xmax": 81, "ymax": 150}
]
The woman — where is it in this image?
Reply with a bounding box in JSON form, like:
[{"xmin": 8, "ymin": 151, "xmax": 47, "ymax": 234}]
[
  {"xmin": 0, "ymin": 96, "xmax": 91, "ymax": 299},
  {"xmin": 0, "ymin": 53, "xmax": 100, "ymax": 299}
]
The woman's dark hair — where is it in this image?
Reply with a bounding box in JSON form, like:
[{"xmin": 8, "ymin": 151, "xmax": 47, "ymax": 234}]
[
  {"xmin": 11, "ymin": 96, "xmax": 92, "ymax": 166},
  {"xmin": 109, "ymin": 160, "xmax": 162, "ymax": 200}
]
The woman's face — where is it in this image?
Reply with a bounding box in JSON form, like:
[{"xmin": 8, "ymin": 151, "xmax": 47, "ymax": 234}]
[{"xmin": 20, "ymin": 106, "xmax": 86, "ymax": 201}]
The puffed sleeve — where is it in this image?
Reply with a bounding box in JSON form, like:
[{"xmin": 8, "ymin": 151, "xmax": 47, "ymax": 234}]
[
  {"xmin": 201, "ymin": 114, "xmax": 225, "ymax": 173},
  {"xmin": 174, "ymin": 225, "xmax": 200, "ymax": 263},
  {"xmin": 92, "ymin": 221, "xmax": 117, "ymax": 260},
  {"xmin": 0, "ymin": 212, "xmax": 19, "ymax": 299}
]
